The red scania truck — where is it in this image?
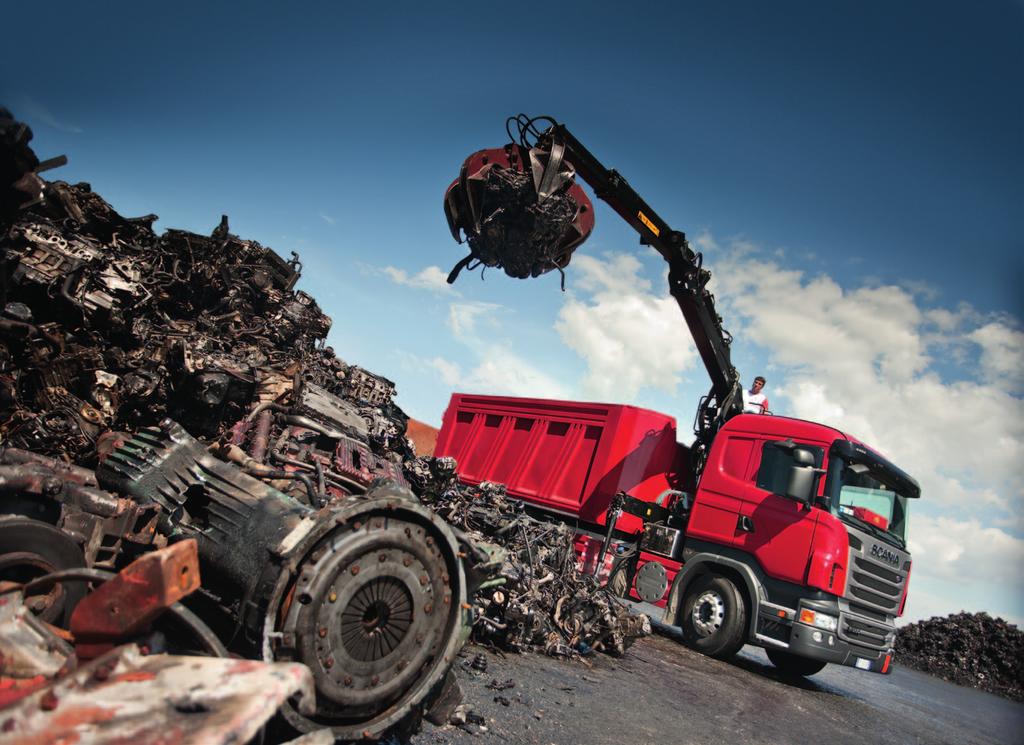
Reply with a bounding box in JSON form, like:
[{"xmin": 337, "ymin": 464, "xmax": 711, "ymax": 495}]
[{"xmin": 439, "ymin": 116, "xmax": 920, "ymax": 676}]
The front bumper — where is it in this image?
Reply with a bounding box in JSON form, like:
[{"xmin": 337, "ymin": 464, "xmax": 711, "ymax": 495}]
[{"xmin": 786, "ymin": 599, "xmax": 894, "ymax": 674}]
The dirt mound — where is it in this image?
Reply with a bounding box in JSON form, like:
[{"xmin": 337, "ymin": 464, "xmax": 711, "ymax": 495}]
[
  {"xmin": 406, "ymin": 418, "xmax": 439, "ymax": 456},
  {"xmin": 896, "ymin": 612, "xmax": 1024, "ymax": 701}
]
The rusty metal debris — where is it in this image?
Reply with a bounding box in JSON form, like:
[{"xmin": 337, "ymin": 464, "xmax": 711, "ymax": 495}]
[
  {"xmin": 0, "ymin": 104, "xmax": 649, "ymax": 743},
  {"xmin": 412, "ymin": 474, "xmax": 650, "ymax": 658},
  {"xmin": 1, "ymin": 643, "xmax": 318, "ymax": 744},
  {"xmin": 0, "ymin": 107, "xmax": 483, "ymax": 742}
]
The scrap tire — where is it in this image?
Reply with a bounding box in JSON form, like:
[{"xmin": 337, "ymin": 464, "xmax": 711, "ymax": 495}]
[
  {"xmin": 766, "ymin": 648, "xmax": 828, "ymax": 677},
  {"xmin": 0, "ymin": 516, "xmax": 87, "ymax": 626},
  {"xmin": 679, "ymin": 573, "xmax": 747, "ymax": 659}
]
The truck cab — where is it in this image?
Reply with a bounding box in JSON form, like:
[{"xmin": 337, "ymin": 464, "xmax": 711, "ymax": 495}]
[
  {"xmin": 435, "ymin": 393, "xmax": 918, "ymax": 676},
  {"xmin": 667, "ymin": 413, "xmax": 916, "ymax": 675}
]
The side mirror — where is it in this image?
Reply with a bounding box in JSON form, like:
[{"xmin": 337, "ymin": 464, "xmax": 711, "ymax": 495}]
[
  {"xmin": 785, "ymin": 465, "xmax": 817, "ymax": 505},
  {"xmin": 792, "ymin": 447, "xmax": 815, "ymax": 467},
  {"xmin": 783, "ymin": 447, "xmax": 821, "ymax": 506}
]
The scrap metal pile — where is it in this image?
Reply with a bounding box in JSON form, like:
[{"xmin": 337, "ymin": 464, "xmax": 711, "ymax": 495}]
[
  {"xmin": 406, "ymin": 464, "xmax": 650, "ymax": 658},
  {"xmin": 896, "ymin": 612, "xmax": 1024, "ymax": 702},
  {"xmin": 0, "ymin": 106, "xmax": 649, "ymax": 742},
  {"xmin": 0, "ymin": 108, "xmax": 479, "ymax": 742}
]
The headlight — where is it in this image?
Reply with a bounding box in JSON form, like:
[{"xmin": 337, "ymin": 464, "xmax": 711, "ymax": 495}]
[{"xmin": 799, "ymin": 609, "xmax": 838, "ymax": 631}]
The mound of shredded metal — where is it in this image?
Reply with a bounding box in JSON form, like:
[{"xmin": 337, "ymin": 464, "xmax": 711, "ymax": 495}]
[
  {"xmin": 407, "ymin": 459, "xmax": 651, "ymax": 658},
  {"xmin": 0, "ymin": 177, "xmax": 412, "ymax": 481},
  {"xmin": 896, "ymin": 613, "xmax": 1024, "ymax": 701},
  {"xmin": 1, "ymin": 107, "xmax": 647, "ymax": 667}
]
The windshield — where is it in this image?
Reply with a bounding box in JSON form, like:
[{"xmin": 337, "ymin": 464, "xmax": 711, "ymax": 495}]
[{"xmin": 830, "ymin": 460, "xmax": 910, "ymax": 548}]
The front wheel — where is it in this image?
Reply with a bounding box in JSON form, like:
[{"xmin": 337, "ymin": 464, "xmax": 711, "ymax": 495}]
[
  {"xmin": 679, "ymin": 574, "xmax": 747, "ymax": 659},
  {"xmin": 766, "ymin": 648, "xmax": 828, "ymax": 677}
]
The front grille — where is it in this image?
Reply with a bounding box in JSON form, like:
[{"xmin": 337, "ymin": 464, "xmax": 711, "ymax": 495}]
[
  {"xmin": 848, "ymin": 601, "xmax": 887, "ymax": 623},
  {"xmin": 844, "ymin": 533, "xmax": 907, "ymax": 616},
  {"xmin": 854, "ymin": 556, "xmax": 901, "ymax": 583},
  {"xmin": 839, "ymin": 613, "xmax": 894, "ymax": 651},
  {"xmin": 849, "ymin": 585, "xmax": 899, "ymax": 610}
]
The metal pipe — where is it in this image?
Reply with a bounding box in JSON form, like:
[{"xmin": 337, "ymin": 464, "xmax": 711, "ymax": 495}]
[
  {"xmin": 250, "ymin": 409, "xmax": 272, "ymax": 463},
  {"xmin": 0, "ymin": 448, "xmax": 98, "ymax": 486},
  {"xmin": 595, "ymin": 494, "xmax": 624, "ymax": 576},
  {"xmin": 282, "ymin": 415, "xmax": 343, "ymax": 440},
  {"xmin": 213, "ymin": 443, "xmax": 320, "ymax": 506},
  {"xmin": 245, "ymin": 401, "xmax": 289, "ymax": 423}
]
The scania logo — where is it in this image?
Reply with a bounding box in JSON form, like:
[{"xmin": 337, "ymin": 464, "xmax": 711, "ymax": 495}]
[{"xmin": 871, "ymin": 543, "xmax": 900, "ymax": 566}]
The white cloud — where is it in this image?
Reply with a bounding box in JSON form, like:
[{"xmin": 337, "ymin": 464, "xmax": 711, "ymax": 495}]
[
  {"xmin": 900, "ymin": 278, "xmax": 941, "ymax": 302},
  {"xmin": 554, "ymin": 253, "xmax": 698, "ymax": 399},
  {"xmin": 411, "ymin": 295, "xmax": 571, "ymax": 405},
  {"xmin": 381, "ymin": 265, "xmax": 455, "ymax": 293},
  {"xmin": 319, "ymin": 213, "xmax": 336, "ymax": 225},
  {"xmin": 426, "ymin": 356, "xmax": 461, "ymax": 387},
  {"xmin": 908, "ymin": 514, "xmax": 1024, "ymax": 596},
  {"xmin": 968, "ymin": 320, "xmax": 1024, "ymax": 392},
  {"xmin": 447, "ymin": 301, "xmax": 502, "ymax": 338},
  {"xmin": 427, "ymin": 350, "xmax": 569, "ymax": 400}
]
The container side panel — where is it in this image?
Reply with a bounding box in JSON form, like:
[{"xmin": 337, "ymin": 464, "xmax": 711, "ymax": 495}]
[
  {"xmin": 488, "ymin": 417, "xmax": 535, "ymax": 486},
  {"xmin": 454, "ymin": 413, "xmax": 502, "ymax": 480},
  {"xmin": 542, "ymin": 424, "xmax": 602, "ymax": 511}
]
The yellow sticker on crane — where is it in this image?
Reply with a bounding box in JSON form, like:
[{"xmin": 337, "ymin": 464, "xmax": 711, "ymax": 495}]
[{"xmin": 638, "ymin": 211, "xmax": 660, "ymax": 237}]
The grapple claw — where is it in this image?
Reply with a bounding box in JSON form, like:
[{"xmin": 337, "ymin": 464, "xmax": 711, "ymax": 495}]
[{"xmin": 443, "ymin": 140, "xmax": 594, "ymax": 283}]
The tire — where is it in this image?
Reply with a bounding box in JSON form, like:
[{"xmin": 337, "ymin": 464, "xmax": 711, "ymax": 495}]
[
  {"xmin": 679, "ymin": 573, "xmax": 747, "ymax": 659},
  {"xmin": 766, "ymin": 648, "xmax": 828, "ymax": 677},
  {"xmin": 0, "ymin": 516, "xmax": 87, "ymax": 626}
]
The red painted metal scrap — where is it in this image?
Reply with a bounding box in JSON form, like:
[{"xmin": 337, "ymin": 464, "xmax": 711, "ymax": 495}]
[
  {"xmin": 0, "ymin": 644, "xmax": 316, "ymax": 744},
  {"xmin": 69, "ymin": 539, "xmax": 200, "ymax": 656}
]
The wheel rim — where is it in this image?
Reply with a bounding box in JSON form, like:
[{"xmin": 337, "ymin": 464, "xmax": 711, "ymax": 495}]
[
  {"xmin": 0, "ymin": 551, "xmax": 66, "ymax": 620},
  {"xmin": 691, "ymin": 589, "xmax": 725, "ymax": 637},
  {"xmin": 0, "ymin": 518, "xmax": 86, "ymax": 625}
]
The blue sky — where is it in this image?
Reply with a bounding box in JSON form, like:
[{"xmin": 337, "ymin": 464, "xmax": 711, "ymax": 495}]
[{"xmin": 3, "ymin": 1, "xmax": 1022, "ymax": 624}]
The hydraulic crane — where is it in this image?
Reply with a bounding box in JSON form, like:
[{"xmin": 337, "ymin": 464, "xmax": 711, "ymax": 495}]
[{"xmin": 444, "ymin": 114, "xmax": 744, "ymax": 468}]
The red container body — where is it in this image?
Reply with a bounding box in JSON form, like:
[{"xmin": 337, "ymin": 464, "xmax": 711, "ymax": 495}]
[{"xmin": 435, "ymin": 393, "xmax": 688, "ymax": 534}]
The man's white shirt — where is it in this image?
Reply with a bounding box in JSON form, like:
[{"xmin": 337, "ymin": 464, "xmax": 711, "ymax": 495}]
[{"xmin": 742, "ymin": 389, "xmax": 768, "ymax": 414}]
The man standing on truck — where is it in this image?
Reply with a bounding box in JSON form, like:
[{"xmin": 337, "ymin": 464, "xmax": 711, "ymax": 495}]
[{"xmin": 742, "ymin": 376, "xmax": 769, "ymax": 414}]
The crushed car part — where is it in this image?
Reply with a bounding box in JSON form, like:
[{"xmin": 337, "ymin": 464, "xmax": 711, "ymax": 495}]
[
  {"xmin": 413, "ymin": 476, "xmax": 650, "ymax": 658},
  {"xmin": 0, "ymin": 590, "xmax": 74, "ymax": 682},
  {"xmin": 0, "ymin": 644, "xmax": 316, "ymax": 745},
  {"xmin": 0, "ymin": 516, "xmax": 86, "ymax": 625},
  {"xmin": 97, "ymin": 419, "xmax": 474, "ymax": 740}
]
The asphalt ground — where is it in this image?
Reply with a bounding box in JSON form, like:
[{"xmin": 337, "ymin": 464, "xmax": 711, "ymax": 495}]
[{"xmin": 412, "ymin": 608, "xmax": 1024, "ymax": 745}]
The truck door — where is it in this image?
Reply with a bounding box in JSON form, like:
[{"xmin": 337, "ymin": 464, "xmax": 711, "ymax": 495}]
[
  {"xmin": 733, "ymin": 440, "xmax": 826, "ymax": 586},
  {"xmin": 686, "ymin": 433, "xmax": 756, "ymax": 549}
]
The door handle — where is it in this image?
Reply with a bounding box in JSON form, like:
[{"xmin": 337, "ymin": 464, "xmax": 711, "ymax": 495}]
[{"xmin": 737, "ymin": 515, "xmax": 755, "ymax": 533}]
